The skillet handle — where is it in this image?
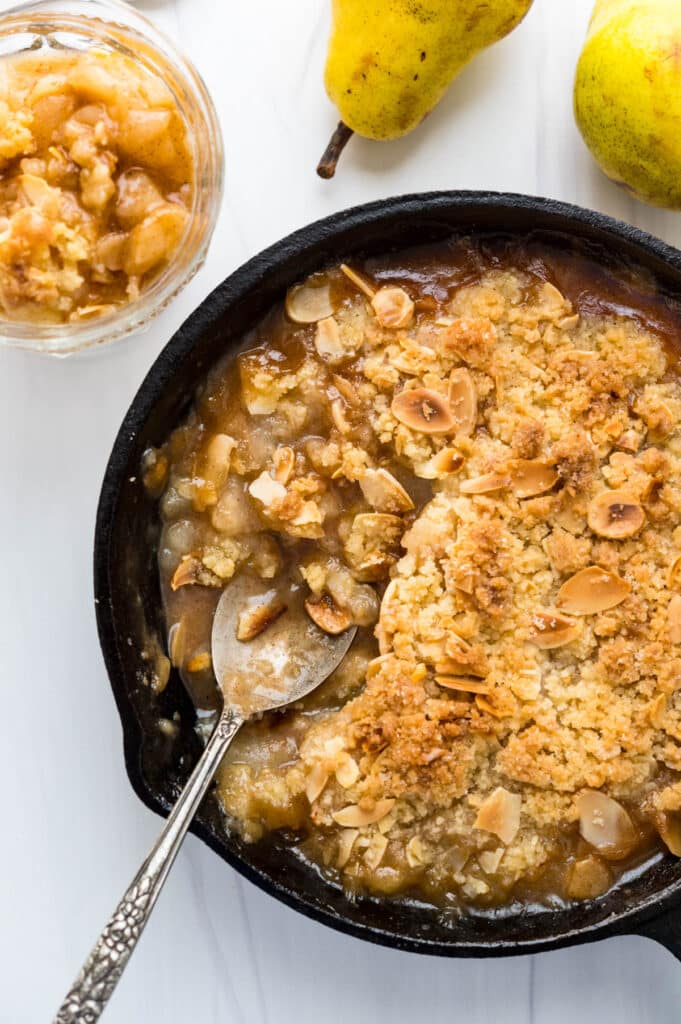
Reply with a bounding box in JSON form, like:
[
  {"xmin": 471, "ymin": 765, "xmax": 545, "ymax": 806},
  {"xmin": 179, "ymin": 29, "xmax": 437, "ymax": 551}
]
[{"xmin": 633, "ymin": 908, "xmax": 681, "ymax": 961}]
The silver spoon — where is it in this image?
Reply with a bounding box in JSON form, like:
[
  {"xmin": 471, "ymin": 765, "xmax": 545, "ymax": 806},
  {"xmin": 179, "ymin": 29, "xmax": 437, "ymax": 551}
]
[{"xmin": 55, "ymin": 574, "xmax": 356, "ymax": 1023}]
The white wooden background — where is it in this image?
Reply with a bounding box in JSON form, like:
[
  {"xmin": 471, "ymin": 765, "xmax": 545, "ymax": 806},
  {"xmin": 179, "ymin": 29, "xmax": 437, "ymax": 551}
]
[{"xmin": 3, "ymin": 0, "xmax": 681, "ymax": 1020}]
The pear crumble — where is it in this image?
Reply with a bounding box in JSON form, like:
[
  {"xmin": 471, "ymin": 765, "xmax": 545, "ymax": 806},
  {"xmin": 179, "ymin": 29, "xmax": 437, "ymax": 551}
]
[{"xmin": 149, "ymin": 238, "xmax": 681, "ymax": 908}]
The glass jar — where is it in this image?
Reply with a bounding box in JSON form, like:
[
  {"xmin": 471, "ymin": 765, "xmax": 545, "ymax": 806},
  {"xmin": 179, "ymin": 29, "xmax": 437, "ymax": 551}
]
[{"xmin": 0, "ymin": 0, "xmax": 224, "ymax": 354}]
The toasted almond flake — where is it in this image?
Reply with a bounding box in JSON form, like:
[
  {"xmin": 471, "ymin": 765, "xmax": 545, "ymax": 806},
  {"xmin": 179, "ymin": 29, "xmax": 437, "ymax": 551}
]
[
  {"xmin": 475, "ymin": 695, "xmax": 506, "ymax": 718},
  {"xmin": 331, "ymin": 398, "xmax": 352, "ymax": 435},
  {"xmin": 508, "ymin": 460, "xmax": 559, "ymax": 499},
  {"xmin": 335, "ymin": 756, "xmax": 360, "ymax": 789},
  {"xmin": 336, "ymin": 828, "xmax": 359, "ymax": 868},
  {"xmin": 448, "ymin": 368, "xmax": 477, "ymax": 436},
  {"xmin": 305, "ymin": 593, "xmax": 352, "ymax": 634},
  {"xmin": 576, "ymin": 790, "xmax": 638, "ymax": 859},
  {"xmin": 186, "ymin": 650, "xmax": 211, "ymax": 673},
  {"xmin": 414, "ymin": 447, "xmax": 465, "ymax": 479},
  {"xmin": 478, "ymin": 848, "xmax": 504, "ymax": 874},
  {"xmin": 315, "ymin": 316, "xmax": 346, "ymax": 363},
  {"xmin": 648, "ymin": 693, "xmax": 667, "ymax": 728},
  {"xmin": 364, "ymin": 832, "xmax": 389, "ymax": 870},
  {"xmin": 460, "ymin": 472, "xmax": 510, "ymax": 495},
  {"xmin": 556, "ymin": 566, "xmax": 631, "ymax": 615},
  {"xmin": 587, "ymin": 490, "xmax": 645, "ymax": 540},
  {"xmin": 167, "ymin": 620, "xmax": 186, "ymax": 668},
  {"xmin": 565, "ymin": 856, "xmax": 611, "ymax": 900},
  {"xmin": 558, "ymin": 313, "xmax": 581, "ymax": 330},
  {"xmin": 435, "ymin": 676, "xmax": 490, "ymax": 695},
  {"xmin": 332, "ymin": 374, "xmax": 360, "ymax": 406},
  {"xmin": 654, "ymin": 811, "xmax": 681, "ymax": 857},
  {"xmin": 248, "ymin": 471, "xmax": 287, "ymax": 507},
  {"xmin": 391, "ymin": 387, "xmax": 455, "ymax": 435},
  {"xmin": 528, "ymin": 609, "xmax": 581, "ymax": 649},
  {"xmin": 474, "ymin": 788, "xmax": 521, "ymax": 845},
  {"xmin": 359, "ymin": 467, "xmax": 415, "ymax": 513},
  {"xmin": 332, "ymin": 798, "xmax": 396, "ymax": 828},
  {"xmin": 18, "ymin": 172, "xmax": 54, "ymax": 205},
  {"xmin": 170, "ymin": 554, "xmax": 201, "ymax": 591},
  {"xmin": 406, "ymin": 835, "xmax": 429, "ymax": 868},
  {"xmin": 669, "ymin": 594, "xmax": 681, "ymax": 644},
  {"xmin": 668, "ymin": 556, "xmax": 681, "ymax": 589},
  {"xmin": 272, "ymin": 445, "xmax": 295, "ymax": 485},
  {"xmin": 371, "ymin": 286, "xmax": 414, "ymax": 329},
  {"xmin": 305, "ymin": 763, "xmax": 330, "ymax": 803},
  {"xmin": 285, "ymin": 281, "xmax": 334, "ymax": 323},
  {"xmin": 339, "ymin": 263, "xmax": 376, "ymax": 299},
  {"xmin": 237, "ymin": 596, "xmax": 287, "ymax": 642},
  {"xmin": 615, "ymin": 429, "xmax": 642, "ymax": 453}
]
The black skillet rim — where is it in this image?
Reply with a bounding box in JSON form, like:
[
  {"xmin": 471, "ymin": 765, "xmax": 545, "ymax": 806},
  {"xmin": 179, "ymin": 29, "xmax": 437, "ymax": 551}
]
[{"xmin": 94, "ymin": 190, "xmax": 681, "ymax": 959}]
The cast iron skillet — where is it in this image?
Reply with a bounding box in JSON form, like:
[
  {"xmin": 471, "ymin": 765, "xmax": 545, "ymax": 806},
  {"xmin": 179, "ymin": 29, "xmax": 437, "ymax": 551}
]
[{"xmin": 95, "ymin": 191, "xmax": 681, "ymax": 960}]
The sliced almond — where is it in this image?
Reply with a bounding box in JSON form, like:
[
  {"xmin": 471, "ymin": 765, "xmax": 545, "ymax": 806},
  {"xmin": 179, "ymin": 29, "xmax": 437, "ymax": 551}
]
[
  {"xmin": 364, "ymin": 832, "xmax": 389, "ymax": 870},
  {"xmin": 654, "ymin": 811, "xmax": 681, "ymax": 857},
  {"xmin": 366, "ymin": 653, "xmax": 393, "ymax": 679},
  {"xmin": 474, "ymin": 788, "xmax": 521, "ymax": 845},
  {"xmin": 336, "ymin": 828, "xmax": 359, "ymax": 868},
  {"xmin": 391, "ymin": 388, "xmax": 455, "ymax": 435},
  {"xmin": 170, "ymin": 554, "xmax": 201, "ymax": 591},
  {"xmin": 405, "ymin": 835, "xmax": 429, "ymax": 868},
  {"xmin": 556, "ymin": 566, "xmax": 631, "ymax": 616},
  {"xmin": 331, "ymin": 398, "xmax": 352, "ymax": 435},
  {"xmin": 248, "ymin": 471, "xmax": 287, "ymax": 507},
  {"xmin": 339, "ymin": 263, "xmax": 375, "ymax": 299},
  {"xmin": 305, "ymin": 763, "xmax": 330, "ymax": 803},
  {"xmin": 587, "ymin": 490, "xmax": 645, "ymax": 540},
  {"xmin": 509, "ymin": 460, "xmax": 559, "ymax": 499},
  {"xmin": 335, "ymin": 756, "xmax": 360, "ymax": 789},
  {"xmin": 359, "ymin": 467, "xmax": 415, "ymax": 513},
  {"xmin": 668, "ymin": 556, "xmax": 681, "ymax": 589},
  {"xmin": 315, "ymin": 316, "xmax": 346, "ymax": 363},
  {"xmin": 371, "ymin": 286, "xmax": 414, "ymax": 329},
  {"xmin": 460, "ymin": 472, "xmax": 510, "ymax": 495},
  {"xmin": 285, "ymin": 281, "xmax": 334, "ymax": 323},
  {"xmin": 414, "ymin": 447, "xmax": 465, "ymax": 480},
  {"xmin": 332, "ymin": 374, "xmax": 360, "ymax": 406},
  {"xmin": 448, "ymin": 368, "xmax": 477, "ymax": 437},
  {"xmin": 528, "ymin": 609, "xmax": 581, "ymax": 650},
  {"xmin": 435, "ymin": 676, "xmax": 490, "ymax": 695},
  {"xmin": 237, "ymin": 596, "xmax": 287, "ymax": 641},
  {"xmin": 305, "ymin": 593, "xmax": 352, "ymax": 635},
  {"xmin": 669, "ymin": 594, "xmax": 681, "ymax": 644},
  {"xmin": 332, "ymin": 798, "xmax": 396, "ymax": 828},
  {"xmin": 272, "ymin": 445, "xmax": 295, "ymax": 485},
  {"xmin": 565, "ymin": 856, "xmax": 611, "ymax": 900},
  {"xmin": 476, "ymin": 695, "xmax": 506, "ymax": 719},
  {"xmin": 615, "ymin": 429, "xmax": 642, "ymax": 453},
  {"xmin": 576, "ymin": 790, "xmax": 638, "ymax": 859}
]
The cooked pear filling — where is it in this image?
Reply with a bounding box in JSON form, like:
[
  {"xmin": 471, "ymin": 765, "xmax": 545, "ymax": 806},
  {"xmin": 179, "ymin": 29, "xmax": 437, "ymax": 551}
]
[
  {"xmin": 150, "ymin": 240, "xmax": 681, "ymax": 908},
  {"xmin": 0, "ymin": 48, "xmax": 193, "ymax": 322}
]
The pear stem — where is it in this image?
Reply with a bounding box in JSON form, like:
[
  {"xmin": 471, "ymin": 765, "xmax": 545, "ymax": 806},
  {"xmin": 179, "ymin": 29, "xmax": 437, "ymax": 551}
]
[{"xmin": 317, "ymin": 121, "xmax": 354, "ymax": 179}]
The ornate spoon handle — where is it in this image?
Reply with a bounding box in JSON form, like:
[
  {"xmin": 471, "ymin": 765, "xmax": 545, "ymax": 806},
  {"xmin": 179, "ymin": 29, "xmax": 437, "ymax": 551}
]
[{"xmin": 54, "ymin": 707, "xmax": 244, "ymax": 1024}]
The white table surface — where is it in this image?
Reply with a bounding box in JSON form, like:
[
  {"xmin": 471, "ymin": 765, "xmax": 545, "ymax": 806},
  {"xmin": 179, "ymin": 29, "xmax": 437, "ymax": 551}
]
[{"xmin": 4, "ymin": 0, "xmax": 681, "ymax": 1020}]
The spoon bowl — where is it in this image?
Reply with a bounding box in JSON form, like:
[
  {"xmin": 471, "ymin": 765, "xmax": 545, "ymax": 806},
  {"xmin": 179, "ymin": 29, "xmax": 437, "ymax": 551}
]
[{"xmin": 212, "ymin": 573, "xmax": 357, "ymax": 718}]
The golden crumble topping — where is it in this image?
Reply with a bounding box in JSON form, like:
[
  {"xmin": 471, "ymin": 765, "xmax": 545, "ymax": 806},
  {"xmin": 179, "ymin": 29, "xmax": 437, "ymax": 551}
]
[{"xmin": 151, "ymin": 240, "xmax": 681, "ymax": 908}]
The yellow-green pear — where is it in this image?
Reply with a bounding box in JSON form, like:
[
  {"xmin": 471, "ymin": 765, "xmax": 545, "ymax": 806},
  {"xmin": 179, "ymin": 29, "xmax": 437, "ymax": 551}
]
[
  {"xmin": 317, "ymin": 0, "xmax": 534, "ymax": 178},
  {"xmin": 575, "ymin": 0, "xmax": 681, "ymax": 209}
]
